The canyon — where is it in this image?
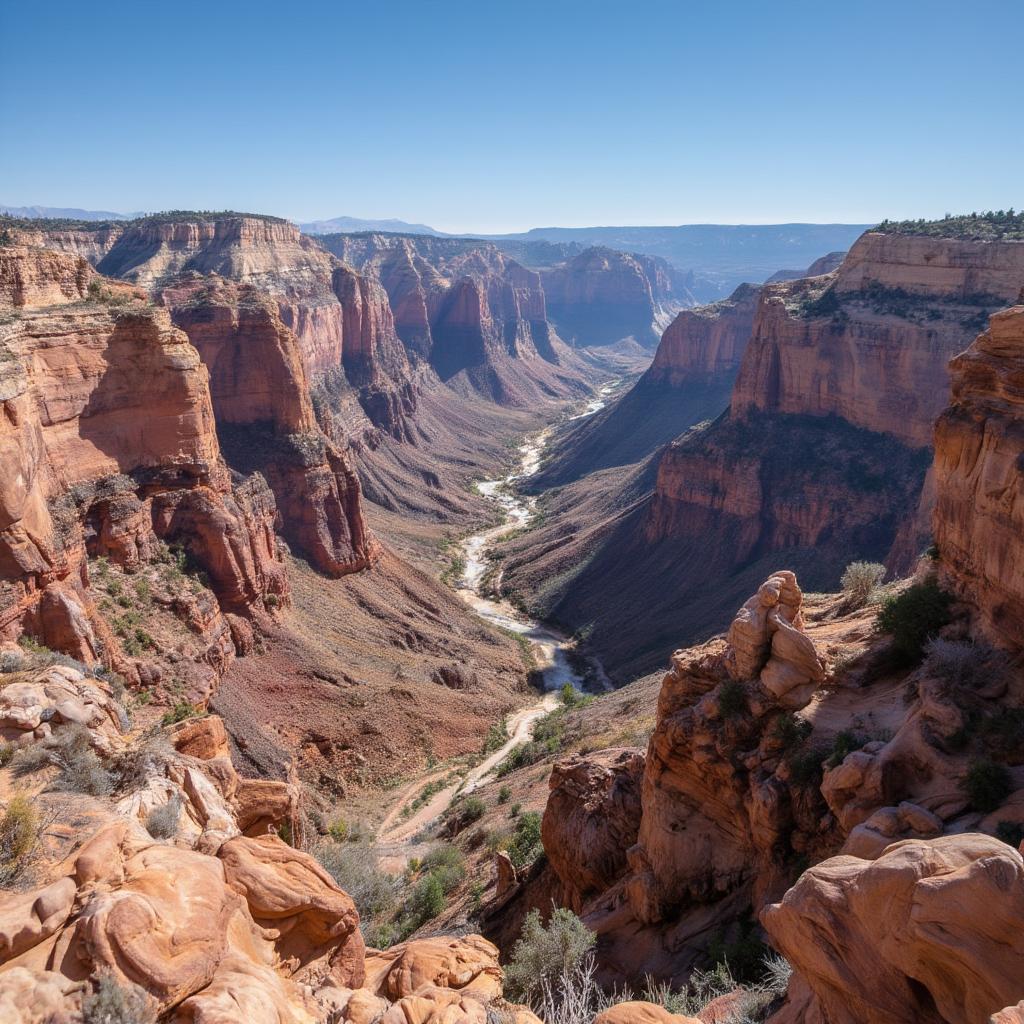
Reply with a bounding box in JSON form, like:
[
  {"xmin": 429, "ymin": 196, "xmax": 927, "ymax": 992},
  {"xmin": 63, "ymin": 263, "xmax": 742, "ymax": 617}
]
[
  {"xmin": 495, "ymin": 222, "xmax": 1024, "ymax": 681},
  {"xmin": 2, "ymin": 210, "xmax": 1024, "ymax": 1024}
]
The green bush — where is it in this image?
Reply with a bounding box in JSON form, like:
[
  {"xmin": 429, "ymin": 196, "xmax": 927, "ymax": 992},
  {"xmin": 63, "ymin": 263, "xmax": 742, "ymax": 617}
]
[
  {"xmin": 161, "ymin": 701, "xmax": 200, "ymax": 726},
  {"xmin": 316, "ymin": 840, "xmax": 398, "ymax": 922},
  {"xmin": 772, "ymin": 713, "xmax": 812, "ymax": 750},
  {"xmin": 875, "ymin": 579, "xmax": 953, "ymax": 668},
  {"xmin": 504, "ymin": 907, "xmax": 596, "ymax": 1004},
  {"xmin": 407, "ymin": 872, "xmax": 445, "ymax": 924},
  {"xmin": 508, "ymin": 811, "xmax": 542, "ymax": 868},
  {"xmin": 420, "ymin": 843, "xmax": 466, "ymax": 893},
  {"xmin": 0, "ymin": 795, "xmax": 37, "ymax": 883},
  {"xmin": 825, "ymin": 730, "xmax": 864, "ymax": 769},
  {"xmin": 717, "ymin": 679, "xmax": 747, "ymax": 718},
  {"xmin": 964, "ymin": 758, "xmax": 1012, "ymax": 813},
  {"xmin": 497, "ymin": 785, "xmax": 512, "ymax": 804}
]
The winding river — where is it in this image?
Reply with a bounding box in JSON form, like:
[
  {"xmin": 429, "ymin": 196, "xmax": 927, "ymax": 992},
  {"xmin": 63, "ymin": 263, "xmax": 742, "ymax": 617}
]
[
  {"xmin": 456, "ymin": 380, "xmax": 619, "ymax": 693},
  {"xmin": 376, "ymin": 382, "xmax": 618, "ymax": 844}
]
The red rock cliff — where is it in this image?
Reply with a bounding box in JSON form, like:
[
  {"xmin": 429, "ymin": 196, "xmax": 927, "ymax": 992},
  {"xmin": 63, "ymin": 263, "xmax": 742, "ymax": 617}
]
[
  {"xmin": 28, "ymin": 215, "xmax": 417, "ymax": 440},
  {"xmin": 645, "ymin": 283, "xmax": 758, "ymax": 387},
  {"xmin": 0, "ymin": 247, "xmax": 287, "ymax": 686},
  {"xmin": 933, "ymin": 304, "xmax": 1024, "ymax": 648},
  {"xmin": 166, "ymin": 277, "xmax": 380, "ymax": 577}
]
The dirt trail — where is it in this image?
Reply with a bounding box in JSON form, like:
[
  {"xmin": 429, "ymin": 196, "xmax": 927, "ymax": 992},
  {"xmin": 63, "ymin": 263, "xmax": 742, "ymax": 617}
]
[{"xmin": 377, "ymin": 692, "xmax": 558, "ymax": 845}]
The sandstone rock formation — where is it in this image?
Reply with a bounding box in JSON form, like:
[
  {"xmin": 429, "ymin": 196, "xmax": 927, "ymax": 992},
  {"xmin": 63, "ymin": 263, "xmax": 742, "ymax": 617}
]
[
  {"xmin": 540, "ymin": 246, "xmax": 689, "ymax": 347},
  {"xmin": 323, "ymin": 233, "xmax": 591, "ymax": 406},
  {"xmin": 763, "ymin": 835, "xmax": 1024, "ymax": 1024},
  {"xmin": 0, "ymin": 689, "xmax": 530, "ymax": 1023},
  {"xmin": 541, "ymin": 749, "xmax": 645, "ymax": 911},
  {"xmin": 0, "ymin": 247, "xmax": 287, "ymax": 686},
  {"xmin": 645, "ymin": 284, "xmax": 758, "ymax": 389},
  {"xmin": 165, "ymin": 277, "xmax": 380, "ymax": 576},
  {"xmin": 933, "ymin": 305, "xmax": 1024, "ymax": 648},
  {"xmin": 18, "ymin": 213, "xmax": 418, "ymax": 440}
]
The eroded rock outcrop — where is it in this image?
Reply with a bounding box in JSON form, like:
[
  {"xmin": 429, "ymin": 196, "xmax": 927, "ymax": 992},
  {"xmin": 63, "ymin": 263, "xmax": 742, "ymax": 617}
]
[
  {"xmin": 763, "ymin": 835, "xmax": 1024, "ymax": 1024},
  {"xmin": 541, "ymin": 246, "xmax": 689, "ymax": 348},
  {"xmin": 165, "ymin": 278, "xmax": 380, "ymax": 576},
  {"xmin": 645, "ymin": 283, "xmax": 758, "ymax": 389},
  {"xmin": 0, "ymin": 247, "xmax": 287, "ymax": 688},
  {"xmin": 0, "ymin": 694, "xmax": 530, "ymax": 1024},
  {"xmin": 933, "ymin": 305, "xmax": 1024, "ymax": 648},
  {"xmin": 323, "ymin": 233, "xmax": 591, "ymax": 407}
]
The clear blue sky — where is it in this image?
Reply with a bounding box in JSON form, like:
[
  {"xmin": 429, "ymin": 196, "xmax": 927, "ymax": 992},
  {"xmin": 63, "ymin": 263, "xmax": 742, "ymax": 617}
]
[{"xmin": 2, "ymin": 0, "xmax": 1021, "ymax": 233}]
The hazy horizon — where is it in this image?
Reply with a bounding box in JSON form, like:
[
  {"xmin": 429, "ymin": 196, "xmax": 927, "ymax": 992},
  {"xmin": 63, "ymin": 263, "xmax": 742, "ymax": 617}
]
[{"xmin": 2, "ymin": 0, "xmax": 1021, "ymax": 233}]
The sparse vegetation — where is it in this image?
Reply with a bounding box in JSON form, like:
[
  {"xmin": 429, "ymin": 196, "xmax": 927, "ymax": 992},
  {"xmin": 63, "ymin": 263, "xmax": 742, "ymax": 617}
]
[
  {"xmin": 13, "ymin": 724, "xmax": 113, "ymax": 795},
  {"xmin": 161, "ymin": 701, "xmax": 200, "ymax": 726},
  {"xmin": 0, "ymin": 795, "xmax": 38, "ymax": 883},
  {"xmin": 81, "ymin": 970, "xmax": 157, "ymax": 1024},
  {"xmin": 496, "ymin": 708, "xmax": 569, "ymax": 775},
  {"xmin": 924, "ymin": 636, "xmax": 1007, "ymax": 692},
  {"xmin": 482, "ymin": 718, "xmax": 510, "ymax": 755},
  {"xmin": 875, "ymin": 578, "xmax": 953, "ymax": 668},
  {"xmin": 144, "ymin": 795, "xmax": 183, "ymax": 840},
  {"xmin": 876, "ymin": 209, "xmax": 1024, "ymax": 241},
  {"xmin": 964, "ymin": 758, "xmax": 1013, "ymax": 813},
  {"xmin": 840, "ymin": 561, "xmax": 886, "ymax": 608},
  {"xmin": 507, "ymin": 811, "xmax": 543, "ymax": 868},
  {"xmin": 718, "ymin": 678, "xmax": 748, "ymax": 718},
  {"xmin": 504, "ymin": 908, "xmax": 596, "ymax": 1005}
]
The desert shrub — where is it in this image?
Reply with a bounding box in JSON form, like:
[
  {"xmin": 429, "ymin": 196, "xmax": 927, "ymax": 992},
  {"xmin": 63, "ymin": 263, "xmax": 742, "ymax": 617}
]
[
  {"xmin": 772, "ymin": 713, "xmax": 812, "ymax": 750},
  {"xmin": 482, "ymin": 718, "xmax": 510, "ymax": 754},
  {"xmin": 82, "ymin": 970, "xmax": 156, "ymax": 1024},
  {"xmin": 978, "ymin": 708, "xmax": 1024, "ymax": 763},
  {"xmin": 316, "ymin": 839, "xmax": 399, "ymax": 922},
  {"xmin": 445, "ymin": 794, "xmax": 486, "ymax": 835},
  {"xmin": 406, "ymin": 872, "xmax": 445, "ymax": 924},
  {"xmin": 963, "ymin": 758, "xmax": 1012, "ymax": 813},
  {"xmin": 534, "ymin": 957, "xmax": 618, "ymax": 1024},
  {"xmin": 0, "ymin": 795, "xmax": 38, "ymax": 882},
  {"xmin": 504, "ymin": 907, "xmax": 596, "ymax": 1004},
  {"xmin": 825, "ymin": 730, "xmax": 864, "ymax": 769},
  {"xmin": 924, "ymin": 636, "xmax": 1007, "ymax": 691},
  {"xmin": 144, "ymin": 795, "xmax": 182, "ymax": 839},
  {"xmin": 508, "ymin": 811, "xmax": 543, "ymax": 868},
  {"xmin": 787, "ymin": 745, "xmax": 827, "ymax": 789},
  {"xmin": 161, "ymin": 700, "xmax": 200, "ymax": 726},
  {"xmin": 0, "ymin": 741, "xmax": 13, "ymax": 767},
  {"xmin": 497, "ymin": 785, "xmax": 512, "ymax": 804},
  {"xmin": 708, "ymin": 917, "xmax": 769, "ymax": 984},
  {"xmin": 996, "ymin": 821, "xmax": 1024, "ymax": 848},
  {"xmin": 420, "ymin": 843, "xmax": 466, "ymax": 893},
  {"xmin": 875, "ymin": 579, "xmax": 953, "ymax": 667},
  {"xmin": 718, "ymin": 679, "xmax": 748, "ymax": 718},
  {"xmin": 497, "ymin": 711, "xmax": 567, "ymax": 776},
  {"xmin": 841, "ymin": 561, "xmax": 885, "ymax": 608},
  {"xmin": 0, "ymin": 650, "xmax": 25, "ymax": 673},
  {"xmin": 13, "ymin": 724, "xmax": 113, "ymax": 795}
]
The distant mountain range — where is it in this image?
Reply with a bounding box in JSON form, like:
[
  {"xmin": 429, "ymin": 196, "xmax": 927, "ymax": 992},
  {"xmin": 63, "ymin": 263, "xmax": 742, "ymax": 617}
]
[
  {"xmin": 0, "ymin": 204, "xmax": 139, "ymax": 221},
  {"xmin": 3, "ymin": 204, "xmax": 873, "ymax": 296},
  {"xmin": 299, "ymin": 215, "xmax": 438, "ymax": 235}
]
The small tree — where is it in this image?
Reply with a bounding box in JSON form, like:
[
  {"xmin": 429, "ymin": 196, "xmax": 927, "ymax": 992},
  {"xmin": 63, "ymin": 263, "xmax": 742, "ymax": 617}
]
[{"xmin": 504, "ymin": 908, "xmax": 596, "ymax": 1005}]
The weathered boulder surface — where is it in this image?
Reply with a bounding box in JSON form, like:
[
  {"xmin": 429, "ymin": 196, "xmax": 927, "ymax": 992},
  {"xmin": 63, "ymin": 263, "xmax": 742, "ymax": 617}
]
[{"xmin": 763, "ymin": 835, "xmax": 1024, "ymax": 1024}]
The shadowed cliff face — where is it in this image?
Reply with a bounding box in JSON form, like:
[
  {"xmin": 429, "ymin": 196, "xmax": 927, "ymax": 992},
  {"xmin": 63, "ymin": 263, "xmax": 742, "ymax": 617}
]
[
  {"xmin": 934, "ymin": 305, "xmax": 1024, "ymax": 649},
  {"xmin": 497, "ymin": 231, "xmax": 1024, "ymax": 681},
  {"xmin": 165, "ymin": 278, "xmax": 381, "ymax": 578},
  {"xmin": 320, "ymin": 233, "xmax": 592, "ymax": 407},
  {"xmin": 533, "ymin": 283, "xmax": 761, "ymax": 488},
  {"xmin": 540, "ymin": 246, "xmax": 691, "ymax": 348},
  {"xmin": 0, "ymin": 247, "xmax": 288, "ymax": 696}
]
